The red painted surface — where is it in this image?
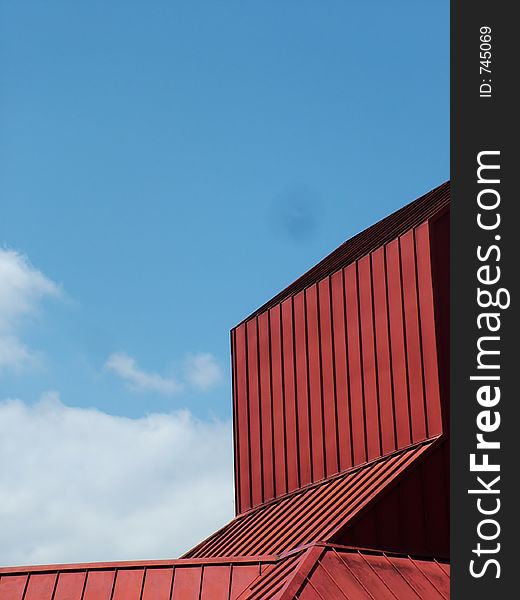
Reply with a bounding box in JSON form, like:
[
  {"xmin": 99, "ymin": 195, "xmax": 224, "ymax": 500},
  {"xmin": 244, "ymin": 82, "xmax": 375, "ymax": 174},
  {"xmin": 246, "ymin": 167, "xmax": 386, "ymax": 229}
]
[
  {"xmin": 0, "ymin": 182, "xmax": 450, "ymax": 599},
  {"xmin": 184, "ymin": 440, "xmax": 435, "ymax": 559},
  {"xmin": 0, "ymin": 559, "xmax": 267, "ymax": 600},
  {"xmin": 112, "ymin": 569, "xmax": 144, "ymax": 600},
  {"xmin": 141, "ymin": 568, "xmax": 173, "ymax": 600},
  {"xmin": 243, "ymin": 545, "xmax": 450, "ymax": 600},
  {"xmin": 243, "ymin": 552, "xmax": 306, "ymax": 600},
  {"xmin": 232, "ymin": 183, "xmax": 449, "ymax": 512},
  {"xmin": 338, "ymin": 441, "xmax": 449, "ymax": 557},
  {"xmin": 22, "ymin": 574, "xmax": 57, "ymax": 600},
  {"xmin": 0, "ymin": 575, "xmax": 27, "ymax": 600},
  {"xmin": 430, "ymin": 208, "xmax": 450, "ymax": 429},
  {"xmin": 52, "ymin": 572, "xmax": 86, "ymax": 600},
  {"xmin": 296, "ymin": 548, "xmax": 450, "ymax": 600}
]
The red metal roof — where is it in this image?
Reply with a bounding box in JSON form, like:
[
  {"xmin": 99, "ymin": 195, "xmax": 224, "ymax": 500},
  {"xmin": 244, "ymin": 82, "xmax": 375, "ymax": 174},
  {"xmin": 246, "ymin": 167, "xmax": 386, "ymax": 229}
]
[
  {"xmin": 0, "ymin": 545, "xmax": 449, "ymax": 600},
  {"xmin": 240, "ymin": 181, "xmax": 449, "ymax": 323},
  {"xmin": 285, "ymin": 546, "xmax": 450, "ymax": 600},
  {"xmin": 238, "ymin": 550, "xmax": 309, "ymax": 600},
  {"xmin": 242, "ymin": 545, "xmax": 450, "ymax": 600},
  {"xmin": 185, "ymin": 439, "xmax": 436, "ymax": 558},
  {"xmin": 0, "ymin": 556, "xmax": 277, "ymax": 600}
]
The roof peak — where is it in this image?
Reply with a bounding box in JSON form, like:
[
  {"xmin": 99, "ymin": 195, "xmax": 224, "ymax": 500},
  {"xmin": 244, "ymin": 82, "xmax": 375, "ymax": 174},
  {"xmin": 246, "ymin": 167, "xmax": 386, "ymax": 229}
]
[{"xmin": 236, "ymin": 181, "xmax": 450, "ymax": 326}]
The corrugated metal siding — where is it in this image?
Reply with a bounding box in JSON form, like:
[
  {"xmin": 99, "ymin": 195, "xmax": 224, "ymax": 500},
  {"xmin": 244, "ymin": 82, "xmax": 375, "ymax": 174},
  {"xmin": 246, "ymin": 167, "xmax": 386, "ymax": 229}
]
[
  {"xmin": 185, "ymin": 440, "xmax": 435, "ymax": 558},
  {"xmin": 0, "ymin": 558, "xmax": 271, "ymax": 600},
  {"xmin": 233, "ymin": 214, "xmax": 445, "ymax": 512}
]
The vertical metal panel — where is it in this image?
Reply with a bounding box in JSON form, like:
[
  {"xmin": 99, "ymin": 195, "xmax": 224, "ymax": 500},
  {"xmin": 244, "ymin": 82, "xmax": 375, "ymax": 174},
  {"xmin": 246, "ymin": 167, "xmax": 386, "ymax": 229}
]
[
  {"xmin": 415, "ymin": 223, "xmax": 443, "ymax": 437},
  {"xmin": 0, "ymin": 575, "xmax": 27, "ymax": 600},
  {"xmin": 111, "ymin": 569, "xmax": 144, "ymax": 600},
  {"xmin": 141, "ymin": 568, "xmax": 174, "ymax": 600},
  {"xmin": 358, "ymin": 255, "xmax": 382, "ymax": 461},
  {"xmin": 269, "ymin": 304, "xmax": 287, "ymax": 499},
  {"xmin": 428, "ymin": 210, "xmax": 451, "ymax": 432},
  {"xmin": 330, "ymin": 270, "xmax": 352, "ymax": 472},
  {"xmin": 199, "ymin": 565, "xmax": 231, "ymax": 600},
  {"xmin": 0, "ymin": 563, "xmax": 270, "ymax": 600},
  {"xmin": 246, "ymin": 319, "xmax": 263, "ymax": 508},
  {"xmin": 82, "ymin": 570, "xmax": 115, "ymax": 600},
  {"xmin": 234, "ymin": 323, "xmax": 250, "ymax": 514},
  {"xmin": 53, "ymin": 572, "xmax": 86, "ymax": 600},
  {"xmin": 400, "ymin": 230, "xmax": 428, "ymax": 441},
  {"xmin": 281, "ymin": 298, "xmax": 300, "ymax": 493},
  {"xmin": 371, "ymin": 246, "xmax": 397, "ymax": 455},
  {"xmin": 23, "ymin": 574, "xmax": 57, "ymax": 600},
  {"xmin": 385, "ymin": 238, "xmax": 412, "ymax": 449},
  {"xmin": 305, "ymin": 284, "xmax": 326, "ymax": 482},
  {"xmin": 171, "ymin": 566, "xmax": 202, "ymax": 600},
  {"xmin": 258, "ymin": 311, "xmax": 275, "ymax": 502},
  {"xmin": 344, "ymin": 263, "xmax": 367, "ymax": 466},
  {"xmin": 231, "ymin": 330, "xmax": 240, "ymax": 515},
  {"xmin": 293, "ymin": 290, "xmax": 312, "ymax": 487},
  {"xmin": 318, "ymin": 277, "xmax": 339, "ymax": 477}
]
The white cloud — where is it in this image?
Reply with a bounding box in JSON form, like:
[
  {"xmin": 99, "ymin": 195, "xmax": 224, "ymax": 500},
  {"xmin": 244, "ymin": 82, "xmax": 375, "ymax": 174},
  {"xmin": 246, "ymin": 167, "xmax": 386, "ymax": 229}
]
[
  {"xmin": 105, "ymin": 352, "xmax": 183, "ymax": 395},
  {"xmin": 105, "ymin": 352, "xmax": 224, "ymax": 395},
  {"xmin": 0, "ymin": 249, "xmax": 60, "ymax": 371},
  {"xmin": 0, "ymin": 392, "xmax": 234, "ymax": 566},
  {"xmin": 184, "ymin": 352, "xmax": 224, "ymax": 391}
]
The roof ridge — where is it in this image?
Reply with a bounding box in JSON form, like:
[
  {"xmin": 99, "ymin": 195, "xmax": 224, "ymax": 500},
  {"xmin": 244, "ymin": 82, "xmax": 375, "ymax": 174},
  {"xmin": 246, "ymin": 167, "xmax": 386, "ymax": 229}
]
[
  {"xmin": 232, "ymin": 436, "xmax": 441, "ymax": 520},
  {"xmin": 0, "ymin": 554, "xmax": 279, "ymax": 576},
  {"xmin": 236, "ymin": 181, "xmax": 450, "ymax": 325},
  {"xmin": 183, "ymin": 437, "xmax": 441, "ymax": 559}
]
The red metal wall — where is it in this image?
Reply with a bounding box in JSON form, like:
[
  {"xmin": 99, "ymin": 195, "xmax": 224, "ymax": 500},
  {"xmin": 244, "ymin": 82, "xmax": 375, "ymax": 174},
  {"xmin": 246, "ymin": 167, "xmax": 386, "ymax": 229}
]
[{"xmin": 232, "ymin": 219, "xmax": 445, "ymax": 514}]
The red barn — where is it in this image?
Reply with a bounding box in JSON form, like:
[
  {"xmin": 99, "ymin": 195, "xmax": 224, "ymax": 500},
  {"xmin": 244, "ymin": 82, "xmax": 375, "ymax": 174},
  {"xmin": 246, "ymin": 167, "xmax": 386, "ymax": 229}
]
[{"xmin": 0, "ymin": 182, "xmax": 450, "ymax": 599}]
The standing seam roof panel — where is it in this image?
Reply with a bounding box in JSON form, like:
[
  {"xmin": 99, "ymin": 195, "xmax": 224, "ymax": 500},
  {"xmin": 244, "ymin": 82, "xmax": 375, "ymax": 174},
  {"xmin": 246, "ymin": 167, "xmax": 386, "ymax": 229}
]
[{"xmin": 184, "ymin": 439, "xmax": 436, "ymax": 559}]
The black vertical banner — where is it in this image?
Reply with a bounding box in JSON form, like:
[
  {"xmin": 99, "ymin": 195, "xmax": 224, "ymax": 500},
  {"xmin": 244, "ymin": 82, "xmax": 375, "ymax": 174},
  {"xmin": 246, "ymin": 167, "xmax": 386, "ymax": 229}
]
[{"xmin": 452, "ymin": 1, "xmax": 518, "ymax": 598}]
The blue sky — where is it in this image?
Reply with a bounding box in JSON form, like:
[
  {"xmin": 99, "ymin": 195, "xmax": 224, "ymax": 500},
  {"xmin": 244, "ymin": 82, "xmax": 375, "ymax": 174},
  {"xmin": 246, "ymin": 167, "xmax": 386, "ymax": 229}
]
[
  {"xmin": 0, "ymin": 1, "xmax": 448, "ymax": 564},
  {"xmin": 1, "ymin": 0, "xmax": 448, "ymax": 420}
]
